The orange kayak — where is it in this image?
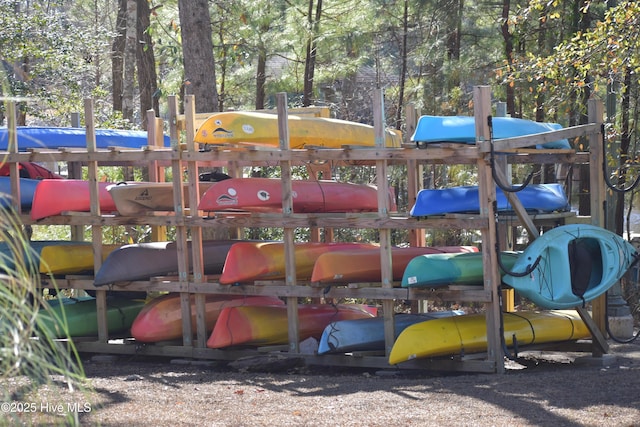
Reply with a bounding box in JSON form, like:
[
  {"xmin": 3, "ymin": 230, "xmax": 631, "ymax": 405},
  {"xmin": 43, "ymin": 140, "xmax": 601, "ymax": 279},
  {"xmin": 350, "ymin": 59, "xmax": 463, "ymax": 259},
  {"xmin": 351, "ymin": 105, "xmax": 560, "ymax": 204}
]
[
  {"xmin": 130, "ymin": 293, "xmax": 284, "ymax": 343},
  {"xmin": 310, "ymin": 245, "xmax": 479, "ymax": 284},
  {"xmin": 219, "ymin": 241, "xmax": 379, "ymax": 284},
  {"xmin": 207, "ymin": 304, "xmax": 377, "ymax": 348}
]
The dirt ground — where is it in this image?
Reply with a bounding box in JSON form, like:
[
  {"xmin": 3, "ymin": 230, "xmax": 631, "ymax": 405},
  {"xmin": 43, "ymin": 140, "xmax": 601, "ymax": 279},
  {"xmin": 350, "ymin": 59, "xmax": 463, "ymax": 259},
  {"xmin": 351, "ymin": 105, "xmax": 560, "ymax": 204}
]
[{"xmin": 3, "ymin": 339, "xmax": 640, "ymax": 426}]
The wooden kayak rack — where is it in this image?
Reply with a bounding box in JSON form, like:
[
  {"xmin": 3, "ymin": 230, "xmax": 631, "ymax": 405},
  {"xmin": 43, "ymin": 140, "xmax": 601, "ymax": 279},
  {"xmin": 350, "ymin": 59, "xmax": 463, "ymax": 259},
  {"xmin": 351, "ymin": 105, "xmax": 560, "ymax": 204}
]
[{"xmin": 4, "ymin": 86, "xmax": 611, "ymax": 374}]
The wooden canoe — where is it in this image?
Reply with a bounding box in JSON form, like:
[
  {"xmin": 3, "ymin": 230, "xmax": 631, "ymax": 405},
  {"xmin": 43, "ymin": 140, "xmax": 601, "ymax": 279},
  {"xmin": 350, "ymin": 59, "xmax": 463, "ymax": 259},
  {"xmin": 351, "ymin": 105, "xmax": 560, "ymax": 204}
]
[
  {"xmin": 94, "ymin": 239, "xmax": 241, "ymax": 286},
  {"xmin": 207, "ymin": 304, "xmax": 377, "ymax": 348},
  {"xmin": 193, "ymin": 111, "xmax": 402, "ymax": 148},
  {"xmin": 411, "ymin": 115, "xmax": 571, "ymax": 149},
  {"xmin": 502, "ymin": 224, "xmax": 639, "ymax": 309},
  {"xmin": 219, "ymin": 241, "xmax": 379, "ymax": 284},
  {"xmin": 130, "ymin": 293, "xmax": 284, "ymax": 343},
  {"xmin": 107, "ymin": 181, "xmax": 215, "ymax": 216},
  {"xmin": 310, "ymin": 246, "xmax": 479, "ymax": 284},
  {"xmin": 388, "ymin": 310, "xmax": 591, "ymax": 364},
  {"xmin": 317, "ymin": 311, "xmax": 464, "ymax": 355},
  {"xmin": 198, "ymin": 177, "xmax": 397, "ymax": 213},
  {"xmin": 30, "ymin": 179, "xmax": 118, "ymax": 220},
  {"xmin": 401, "ymin": 251, "xmax": 521, "ymax": 288},
  {"xmin": 37, "ymin": 296, "xmax": 146, "ymax": 338}
]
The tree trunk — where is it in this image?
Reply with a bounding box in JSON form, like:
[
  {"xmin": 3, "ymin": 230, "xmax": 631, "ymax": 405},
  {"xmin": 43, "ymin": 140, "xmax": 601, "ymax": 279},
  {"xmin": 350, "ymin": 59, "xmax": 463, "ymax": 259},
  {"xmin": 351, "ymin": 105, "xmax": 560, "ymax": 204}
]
[
  {"xmin": 112, "ymin": 0, "xmax": 126, "ymax": 112},
  {"xmin": 256, "ymin": 49, "xmax": 267, "ymax": 110},
  {"xmin": 394, "ymin": 0, "xmax": 409, "ymax": 130},
  {"xmin": 303, "ymin": 0, "xmax": 322, "ymax": 107},
  {"xmin": 178, "ymin": 0, "xmax": 219, "ymax": 113},
  {"xmin": 501, "ymin": 0, "xmax": 515, "ymax": 116},
  {"xmin": 136, "ymin": 0, "xmax": 159, "ymax": 129},
  {"xmin": 122, "ymin": 0, "xmax": 137, "ymax": 122}
]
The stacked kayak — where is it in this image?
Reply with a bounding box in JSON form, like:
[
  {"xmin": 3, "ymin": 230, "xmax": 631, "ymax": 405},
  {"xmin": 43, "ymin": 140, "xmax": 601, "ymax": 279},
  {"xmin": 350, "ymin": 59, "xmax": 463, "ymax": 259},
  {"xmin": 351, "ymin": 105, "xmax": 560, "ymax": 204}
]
[
  {"xmin": 410, "ymin": 183, "xmax": 570, "ymax": 217},
  {"xmin": 130, "ymin": 293, "xmax": 284, "ymax": 342},
  {"xmin": 411, "ymin": 115, "xmax": 571, "ymax": 149},
  {"xmin": 198, "ymin": 177, "xmax": 397, "ymax": 213},
  {"xmin": 0, "ymin": 126, "xmax": 169, "ymax": 150},
  {"xmin": 30, "ymin": 179, "xmax": 118, "ymax": 220},
  {"xmin": 207, "ymin": 304, "xmax": 377, "ymax": 348},
  {"xmin": 318, "ymin": 311, "xmax": 464, "ymax": 354},
  {"xmin": 401, "ymin": 251, "xmax": 520, "ymax": 288},
  {"xmin": 219, "ymin": 241, "xmax": 379, "ymax": 284},
  {"xmin": 38, "ymin": 296, "xmax": 145, "ymax": 338},
  {"xmin": 388, "ymin": 310, "xmax": 591, "ymax": 364},
  {"xmin": 310, "ymin": 245, "xmax": 479, "ymax": 284},
  {"xmin": 94, "ymin": 240, "xmax": 242, "ymax": 286},
  {"xmin": 194, "ymin": 111, "xmax": 402, "ymax": 148},
  {"xmin": 0, "ymin": 240, "xmax": 119, "ymax": 276}
]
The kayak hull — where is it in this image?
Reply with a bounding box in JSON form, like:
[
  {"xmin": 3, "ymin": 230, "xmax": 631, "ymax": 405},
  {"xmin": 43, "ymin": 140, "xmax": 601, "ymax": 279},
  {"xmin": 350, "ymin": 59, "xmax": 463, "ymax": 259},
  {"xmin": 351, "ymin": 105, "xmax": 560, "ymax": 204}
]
[
  {"xmin": 388, "ymin": 310, "xmax": 591, "ymax": 364},
  {"xmin": 503, "ymin": 224, "xmax": 638, "ymax": 309}
]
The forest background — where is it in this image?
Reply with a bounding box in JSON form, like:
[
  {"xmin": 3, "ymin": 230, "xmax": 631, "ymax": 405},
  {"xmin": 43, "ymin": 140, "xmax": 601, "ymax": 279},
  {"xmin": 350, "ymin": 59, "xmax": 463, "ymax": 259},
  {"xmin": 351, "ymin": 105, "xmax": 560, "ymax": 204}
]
[{"xmin": 1, "ymin": 1, "xmax": 640, "ymax": 294}]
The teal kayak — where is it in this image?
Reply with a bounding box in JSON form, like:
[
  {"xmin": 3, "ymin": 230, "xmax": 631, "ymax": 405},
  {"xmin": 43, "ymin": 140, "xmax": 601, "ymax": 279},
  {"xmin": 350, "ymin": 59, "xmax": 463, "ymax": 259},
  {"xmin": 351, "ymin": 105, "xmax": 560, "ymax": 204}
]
[
  {"xmin": 401, "ymin": 251, "xmax": 521, "ymax": 288},
  {"xmin": 38, "ymin": 296, "xmax": 145, "ymax": 338},
  {"xmin": 503, "ymin": 224, "xmax": 639, "ymax": 309}
]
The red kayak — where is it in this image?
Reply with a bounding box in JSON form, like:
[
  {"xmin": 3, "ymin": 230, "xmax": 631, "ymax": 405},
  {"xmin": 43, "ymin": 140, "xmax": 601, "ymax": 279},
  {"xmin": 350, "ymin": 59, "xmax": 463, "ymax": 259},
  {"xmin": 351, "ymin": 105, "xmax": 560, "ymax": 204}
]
[
  {"xmin": 198, "ymin": 177, "xmax": 397, "ymax": 213},
  {"xmin": 207, "ymin": 304, "xmax": 377, "ymax": 348},
  {"xmin": 219, "ymin": 241, "xmax": 379, "ymax": 284},
  {"xmin": 30, "ymin": 179, "xmax": 118, "ymax": 220},
  {"xmin": 130, "ymin": 293, "xmax": 284, "ymax": 343}
]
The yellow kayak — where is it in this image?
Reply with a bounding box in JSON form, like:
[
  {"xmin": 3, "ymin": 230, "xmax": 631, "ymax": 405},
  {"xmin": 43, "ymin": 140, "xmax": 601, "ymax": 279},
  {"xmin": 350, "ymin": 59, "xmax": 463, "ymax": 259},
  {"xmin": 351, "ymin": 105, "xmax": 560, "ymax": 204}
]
[
  {"xmin": 40, "ymin": 243, "xmax": 120, "ymax": 275},
  {"xmin": 193, "ymin": 111, "xmax": 402, "ymax": 148},
  {"xmin": 388, "ymin": 310, "xmax": 591, "ymax": 365}
]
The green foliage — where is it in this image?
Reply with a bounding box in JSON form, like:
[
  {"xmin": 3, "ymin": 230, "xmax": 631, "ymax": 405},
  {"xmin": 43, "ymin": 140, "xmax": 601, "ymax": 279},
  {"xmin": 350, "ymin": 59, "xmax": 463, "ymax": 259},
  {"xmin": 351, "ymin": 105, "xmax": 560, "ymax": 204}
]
[{"xmin": 0, "ymin": 209, "xmax": 87, "ymax": 425}]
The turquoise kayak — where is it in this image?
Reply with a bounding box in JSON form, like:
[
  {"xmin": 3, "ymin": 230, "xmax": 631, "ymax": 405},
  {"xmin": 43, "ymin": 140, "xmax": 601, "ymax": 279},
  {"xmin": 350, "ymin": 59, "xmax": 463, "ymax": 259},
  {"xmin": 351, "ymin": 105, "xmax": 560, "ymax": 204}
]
[
  {"xmin": 410, "ymin": 183, "xmax": 570, "ymax": 217},
  {"xmin": 503, "ymin": 224, "xmax": 639, "ymax": 309},
  {"xmin": 401, "ymin": 251, "xmax": 521, "ymax": 288},
  {"xmin": 411, "ymin": 115, "xmax": 571, "ymax": 149}
]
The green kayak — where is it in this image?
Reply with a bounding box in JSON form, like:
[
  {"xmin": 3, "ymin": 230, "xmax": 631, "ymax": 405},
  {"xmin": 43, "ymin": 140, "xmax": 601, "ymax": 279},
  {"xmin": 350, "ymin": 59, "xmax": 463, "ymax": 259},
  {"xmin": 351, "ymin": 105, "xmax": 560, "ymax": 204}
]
[
  {"xmin": 38, "ymin": 296, "xmax": 145, "ymax": 338},
  {"xmin": 401, "ymin": 251, "xmax": 520, "ymax": 288}
]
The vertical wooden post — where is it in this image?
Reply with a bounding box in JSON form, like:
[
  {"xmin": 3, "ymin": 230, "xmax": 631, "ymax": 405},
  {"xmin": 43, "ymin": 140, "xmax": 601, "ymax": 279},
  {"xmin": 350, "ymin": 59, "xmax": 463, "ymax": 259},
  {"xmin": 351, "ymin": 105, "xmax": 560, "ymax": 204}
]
[
  {"xmin": 184, "ymin": 95, "xmax": 208, "ymax": 348},
  {"xmin": 84, "ymin": 98, "xmax": 109, "ymax": 343},
  {"xmin": 588, "ymin": 98, "xmax": 606, "ymax": 355},
  {"xmin": 148, "ymin": 109, "xmax": 167, "ymax": 242},
  {"xmin": 277, "ymin": 93, "xmax": 299, "ymax": 353},
  {"xmin": 372, "ymin": 89, "xmax": 395, "ymax": 357},
  {"xmin": 168, "ymin": 95, "xmax": 193, "ymax": 348},
  {"xmin": 474, "ymin": 86, "xmax": 503, "ymax": 373}
]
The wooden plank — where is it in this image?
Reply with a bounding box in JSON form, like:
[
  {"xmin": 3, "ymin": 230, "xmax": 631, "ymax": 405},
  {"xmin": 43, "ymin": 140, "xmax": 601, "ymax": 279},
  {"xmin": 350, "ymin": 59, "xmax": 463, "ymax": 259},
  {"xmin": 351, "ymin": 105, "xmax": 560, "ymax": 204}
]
[
  {"xmin": 275, "ymin": 93, "xmax": 300, "ymax": 354},
  {"xmin": 474, "ymin": 86, "xmax": 503, "ymax": 374},
  {"xmin": 588, "ymin": 99, "xmax": 607, "ymax": 356},
  {"xmin": 168, "ymin": 95, "xmax": 193, "ymax": 348},
  {"xmin": 184, "ymin": 94, "xmax": 208, "ymax": 348},
  {"xmin": 486, "ymin": 123, "xmax": 600, "ymax": 152}
]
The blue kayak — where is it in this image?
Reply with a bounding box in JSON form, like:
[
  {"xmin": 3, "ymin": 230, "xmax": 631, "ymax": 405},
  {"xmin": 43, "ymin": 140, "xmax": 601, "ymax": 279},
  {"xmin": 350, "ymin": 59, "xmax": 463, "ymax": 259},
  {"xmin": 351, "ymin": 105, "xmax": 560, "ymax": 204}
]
[
  {"xmin": 0, "ymin": 127, "xmax": 170, "ymax": 150},
  {"xmin": 317, "ymin": 311, "xmax": 464, "ymax": 355},
  {"xmin": 0, "ymin": 176, "xmax": 40, "ymax": 210},
  {"xmin": 410, "ymin": 183, "xmax": 570, "ymax": 216},
  {"xmin": 411, "ymin": 115, "xmax": 571, "ymax": 149},
  {"xmin": 503, "ymin": 224, "xmax": 639, "ymax": 309}
]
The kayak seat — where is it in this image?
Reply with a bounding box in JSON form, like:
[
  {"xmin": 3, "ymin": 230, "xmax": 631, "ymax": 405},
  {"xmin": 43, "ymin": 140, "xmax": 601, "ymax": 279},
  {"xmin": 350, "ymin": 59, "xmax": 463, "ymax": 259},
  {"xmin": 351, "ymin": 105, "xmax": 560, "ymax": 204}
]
[{"xmin": 568, "ymin": 238, "xmax": 601, "ymax": 303}]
